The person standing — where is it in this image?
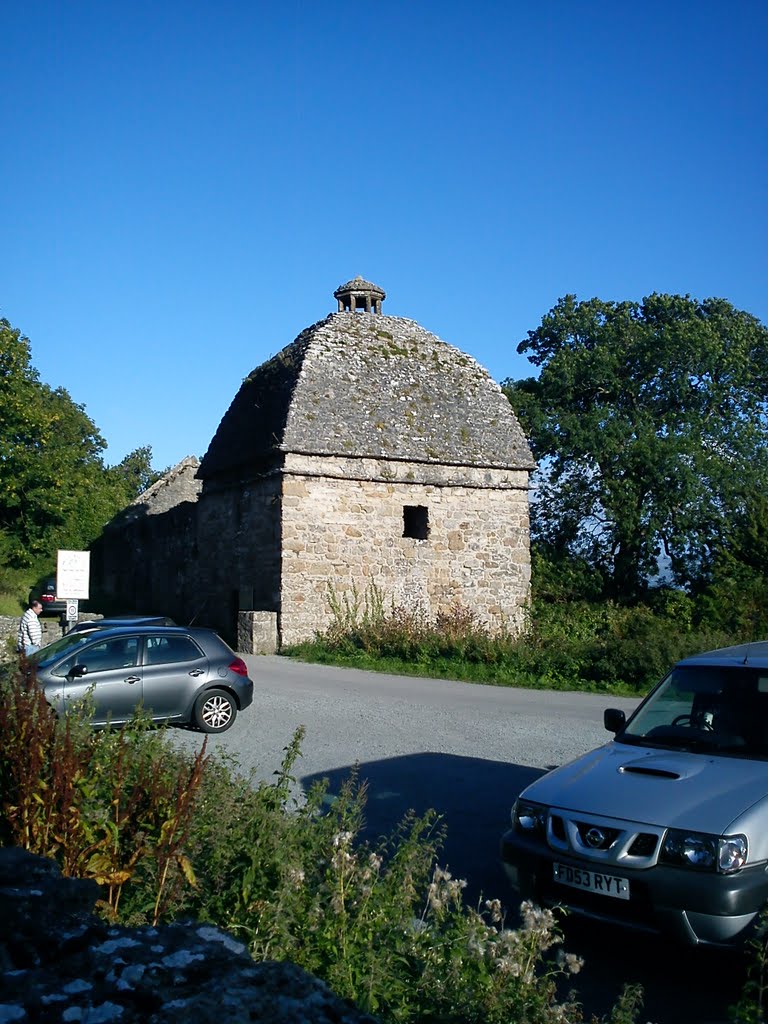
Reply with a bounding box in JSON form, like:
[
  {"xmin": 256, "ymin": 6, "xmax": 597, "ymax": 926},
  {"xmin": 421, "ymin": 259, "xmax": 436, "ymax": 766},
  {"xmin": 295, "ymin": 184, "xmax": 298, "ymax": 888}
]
[{"xmin": 17, "ymin": 600, "xmax": 43, "ymax": 656}]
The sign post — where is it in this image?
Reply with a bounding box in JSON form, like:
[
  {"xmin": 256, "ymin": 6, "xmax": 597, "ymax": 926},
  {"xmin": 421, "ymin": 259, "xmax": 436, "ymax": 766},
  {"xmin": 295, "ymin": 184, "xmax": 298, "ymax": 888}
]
[{"xmin": 56, "ymin": 550, "xmax": 90, "ymax": 626}]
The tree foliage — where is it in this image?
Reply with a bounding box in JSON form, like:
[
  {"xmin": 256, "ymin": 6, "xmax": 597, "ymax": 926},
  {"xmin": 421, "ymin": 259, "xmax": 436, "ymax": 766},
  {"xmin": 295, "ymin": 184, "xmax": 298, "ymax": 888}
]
[
  {"xmin": 0, "ymin": 317, "xmax": 157, "ymax": 569},
  {"xmin": 694, "ymin": 493, "xmax": 768, "ymax": 637},
  {"xmin": 504, "ymin": 294, "xmax": 768, "ymax": 601}
]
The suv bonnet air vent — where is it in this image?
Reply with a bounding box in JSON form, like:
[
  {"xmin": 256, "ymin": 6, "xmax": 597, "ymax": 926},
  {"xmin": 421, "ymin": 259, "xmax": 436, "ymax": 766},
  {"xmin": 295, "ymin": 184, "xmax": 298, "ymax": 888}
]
[{"xmin": 619, "ymin": 765, "xmax": 681, "ymax": 780}]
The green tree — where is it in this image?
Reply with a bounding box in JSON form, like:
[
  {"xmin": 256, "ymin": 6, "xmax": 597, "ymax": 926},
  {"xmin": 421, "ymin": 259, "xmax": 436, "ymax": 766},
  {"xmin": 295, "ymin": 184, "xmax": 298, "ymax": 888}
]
[
  {"xmin": 504, "ymin": 294, "xmax": 768, "ymax": 601},
  {"xmin": 0, "ymin": 317, "xmax": 155, "ymax": 568},
  {"xmin": 111, "ymin": 445, "xmax": 164, "ymax": 497},
  {"xmin": 695, "ymin": 493, "xmax": 768, "ymax": 637}
]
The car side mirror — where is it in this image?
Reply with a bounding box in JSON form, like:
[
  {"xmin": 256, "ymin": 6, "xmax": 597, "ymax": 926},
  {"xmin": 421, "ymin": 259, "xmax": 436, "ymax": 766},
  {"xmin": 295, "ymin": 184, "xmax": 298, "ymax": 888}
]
[
  {"xmin": 604, "ymin": 708, "xmax": 626, "ymax": 733},
  {"xmin": 69, "ymin": 664, "xmax": 88, "ymax": 678}
]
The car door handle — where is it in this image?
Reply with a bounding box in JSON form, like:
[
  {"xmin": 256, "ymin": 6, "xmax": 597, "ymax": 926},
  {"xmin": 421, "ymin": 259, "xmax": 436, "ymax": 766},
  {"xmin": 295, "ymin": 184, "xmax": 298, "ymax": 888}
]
[
  {"xmin": 125, "ymin": 676, "xmax": 140, "ymax": 684},
  {"xmin": 188, "ymin": 668, "xmax": 204, "ymax": 677}
]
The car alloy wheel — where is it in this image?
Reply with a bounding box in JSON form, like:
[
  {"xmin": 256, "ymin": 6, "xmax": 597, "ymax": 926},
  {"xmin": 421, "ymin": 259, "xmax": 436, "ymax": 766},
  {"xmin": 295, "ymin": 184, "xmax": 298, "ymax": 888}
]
[{"xmin": 194, "ymin": 688, "xmax": 236, "ymax": 733}]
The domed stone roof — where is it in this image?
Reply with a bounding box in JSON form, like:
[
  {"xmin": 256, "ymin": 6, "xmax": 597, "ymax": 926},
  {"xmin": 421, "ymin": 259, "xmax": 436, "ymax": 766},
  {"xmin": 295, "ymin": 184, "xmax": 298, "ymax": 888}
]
[
  {"xmin": 333, "ymin": 276, "xmax": 386, "ymax": 313},
  {"xmin": 333, "ymin": 275, "xmax": 386, "ymax": 298},
  {"xmin": 198, "ymin": 296, "xmax": 534, "ymax": 481}
]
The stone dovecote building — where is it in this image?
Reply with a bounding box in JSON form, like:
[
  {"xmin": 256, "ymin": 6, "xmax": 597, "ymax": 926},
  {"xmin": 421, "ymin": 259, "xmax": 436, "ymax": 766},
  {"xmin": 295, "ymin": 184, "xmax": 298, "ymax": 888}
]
[
  {"xmin": 197, "ymin": 277, "xmax": 534, "ymax": 649},
  {"xmin": 92, "ymin": 278, "xmax": 535, "ymax": 651}
]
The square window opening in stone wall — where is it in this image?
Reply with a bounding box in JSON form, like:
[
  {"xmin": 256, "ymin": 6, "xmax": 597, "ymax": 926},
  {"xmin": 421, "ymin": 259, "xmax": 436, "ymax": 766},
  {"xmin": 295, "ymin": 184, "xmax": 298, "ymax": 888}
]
[{"xmin": 403, "ymin": 505, "xmax": 430, "ymax": 540}]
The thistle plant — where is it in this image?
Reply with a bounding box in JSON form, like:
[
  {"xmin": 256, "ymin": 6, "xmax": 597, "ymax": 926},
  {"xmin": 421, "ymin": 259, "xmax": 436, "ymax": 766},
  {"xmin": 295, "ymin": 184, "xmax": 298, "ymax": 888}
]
[{"xmin": 183, "ymin": 737, "xmax": 622, "ymax": 1023}]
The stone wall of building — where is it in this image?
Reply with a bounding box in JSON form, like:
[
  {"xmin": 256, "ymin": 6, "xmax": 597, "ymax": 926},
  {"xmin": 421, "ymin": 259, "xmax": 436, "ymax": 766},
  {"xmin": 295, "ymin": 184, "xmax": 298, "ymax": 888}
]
[
  {"xmin": 91, "ymin": 501, "xmax": 200, "ymax": 623},
  {"xmin": 89, "ymin": 458, "xmax": 205, "ymax": 625},
  {"xmin": 194, "ymin": 475, "xmax": 282, "ymax": 641},
  {"xmin": 278, "ymin": 456, "xmax": 530, "ymax": 647}
]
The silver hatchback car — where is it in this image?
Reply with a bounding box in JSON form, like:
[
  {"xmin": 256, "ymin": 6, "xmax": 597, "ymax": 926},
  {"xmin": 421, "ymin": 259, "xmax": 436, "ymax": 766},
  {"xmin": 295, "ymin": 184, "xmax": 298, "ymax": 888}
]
[
  {"xmin": 28, "ymin": 626, "xmax": 254, "ymax": 733},
  {"xmin": 502, "ymin": 641, "xmax": 768, "ymax": 947}
]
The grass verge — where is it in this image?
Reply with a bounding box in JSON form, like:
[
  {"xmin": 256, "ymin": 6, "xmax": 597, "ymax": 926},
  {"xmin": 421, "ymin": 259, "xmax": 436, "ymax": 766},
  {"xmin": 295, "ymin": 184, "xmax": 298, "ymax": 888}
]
[{"xmin": 281, "ymin": 642, "xmax": 644, "ymax": 698}]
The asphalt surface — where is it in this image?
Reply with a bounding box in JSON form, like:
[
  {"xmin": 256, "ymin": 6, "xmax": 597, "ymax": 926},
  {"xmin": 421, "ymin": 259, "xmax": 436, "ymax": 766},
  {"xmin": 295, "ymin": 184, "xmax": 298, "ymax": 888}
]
[{"xmin": 172, "ymin": 656, "xmax": 750, "ymax": 1024}]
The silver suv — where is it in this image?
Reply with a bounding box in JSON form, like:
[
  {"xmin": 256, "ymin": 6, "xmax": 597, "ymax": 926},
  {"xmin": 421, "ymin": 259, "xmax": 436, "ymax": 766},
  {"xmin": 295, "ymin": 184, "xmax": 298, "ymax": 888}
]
[
  {"xmin": 28, "ymin": 626, "xmax": 254, "ymax": 733},
  {"xmin": 501, "ymin": 641, "xmax": 768, "ymax": 946}
]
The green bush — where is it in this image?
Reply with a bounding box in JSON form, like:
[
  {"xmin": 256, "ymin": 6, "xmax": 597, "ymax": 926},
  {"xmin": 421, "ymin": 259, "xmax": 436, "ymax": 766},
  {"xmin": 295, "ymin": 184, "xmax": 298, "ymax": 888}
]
[
  {"xmin": 729, "ymin": 910, "xmax": 768, "ymax": 1023},
  {"xmin": 521, "ymin": 599, "xmax": 735, "ymax": 693},
  {"xmin": 291, "ymin": 584, "xmax": 752, "ymax": 696},
  {"xmin": 0, "ymin": 663, "xmax": 206, "ymax": 923}
]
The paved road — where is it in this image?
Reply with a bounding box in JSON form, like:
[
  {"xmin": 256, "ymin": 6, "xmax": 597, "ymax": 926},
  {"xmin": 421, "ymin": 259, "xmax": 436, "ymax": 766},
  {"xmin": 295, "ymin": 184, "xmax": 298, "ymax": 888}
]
[
  {"xmin": 173, "ymin": 656, "xmax": 748, "ymax": 1024},
  {"xmin": 176, "ymin": 655, "xmax": 635, "ymax": 908}
]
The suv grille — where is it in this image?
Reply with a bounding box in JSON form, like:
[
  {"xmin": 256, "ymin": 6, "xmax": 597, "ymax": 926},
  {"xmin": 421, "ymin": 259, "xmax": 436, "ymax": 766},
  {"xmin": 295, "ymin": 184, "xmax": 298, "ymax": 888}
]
[
  {"xmin": 575, "ymin": 821, "xmax": 620, "ymax": 850},
  {"xmin": 628, "ymin": 833, "xmax": 658, "ymax": 857}
]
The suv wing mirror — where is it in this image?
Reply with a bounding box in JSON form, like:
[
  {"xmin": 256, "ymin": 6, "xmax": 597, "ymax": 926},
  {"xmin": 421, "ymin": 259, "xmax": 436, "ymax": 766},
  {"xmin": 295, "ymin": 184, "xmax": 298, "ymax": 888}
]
[{"xmin": 604, "ymin": 708, "xmax": 626, "ymax": 733}]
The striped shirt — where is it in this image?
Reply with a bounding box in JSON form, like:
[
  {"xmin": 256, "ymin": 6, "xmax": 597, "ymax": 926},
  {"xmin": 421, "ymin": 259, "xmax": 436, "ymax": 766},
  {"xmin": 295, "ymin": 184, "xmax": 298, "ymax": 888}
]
[{"xmin": 17, "ymin": 608, "xmax": 42, "ymax": 651}]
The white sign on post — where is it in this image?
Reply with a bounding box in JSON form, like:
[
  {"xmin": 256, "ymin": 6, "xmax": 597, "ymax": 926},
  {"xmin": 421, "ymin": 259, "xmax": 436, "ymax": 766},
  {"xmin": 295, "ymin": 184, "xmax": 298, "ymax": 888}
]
[{"xmin": 56, "ymin": 550, "xmax": 91, "ymax": 600}]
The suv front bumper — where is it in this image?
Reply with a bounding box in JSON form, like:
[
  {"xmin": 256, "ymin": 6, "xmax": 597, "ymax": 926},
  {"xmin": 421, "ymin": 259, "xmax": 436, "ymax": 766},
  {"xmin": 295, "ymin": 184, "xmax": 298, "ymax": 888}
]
[{"xmin": 501, "ymin": 828, "xmax": 768, "ymax": 946}]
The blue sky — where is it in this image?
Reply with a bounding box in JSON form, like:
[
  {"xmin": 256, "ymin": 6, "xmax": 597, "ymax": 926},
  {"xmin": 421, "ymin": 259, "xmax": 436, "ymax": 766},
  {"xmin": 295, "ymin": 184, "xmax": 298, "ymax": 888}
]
[{"xmin": 2, "ymin": 1, "xmax": 766, "ymax": 471}]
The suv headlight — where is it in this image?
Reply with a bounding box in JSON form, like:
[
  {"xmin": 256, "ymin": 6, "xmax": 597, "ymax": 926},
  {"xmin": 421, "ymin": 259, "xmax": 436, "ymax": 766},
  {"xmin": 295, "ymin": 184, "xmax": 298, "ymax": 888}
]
[
  {"xmin": 513, "ymin": 799, "xmax": 548, "ymax": 835},
  {"xmin": 660, "ymin": 830, "xmax": 747, "ymax": 873}
]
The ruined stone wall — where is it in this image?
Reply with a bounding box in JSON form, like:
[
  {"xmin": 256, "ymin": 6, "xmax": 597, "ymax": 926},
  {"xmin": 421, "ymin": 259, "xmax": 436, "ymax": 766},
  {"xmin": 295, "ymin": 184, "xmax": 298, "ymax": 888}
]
[
  {"xmin": 91, "ymin": 501, "xmax": 200, "ymax": 623},
  {"xmin": 195, "ymin": 475, "xmax": 282, "ymax": 642},
  {"xmin": 89, "ymin": 459, "xmax": 204, "ymax": 626},
  {"xmin": 279, "ymin": 454, "xmax": 530, "ymax": 646}
]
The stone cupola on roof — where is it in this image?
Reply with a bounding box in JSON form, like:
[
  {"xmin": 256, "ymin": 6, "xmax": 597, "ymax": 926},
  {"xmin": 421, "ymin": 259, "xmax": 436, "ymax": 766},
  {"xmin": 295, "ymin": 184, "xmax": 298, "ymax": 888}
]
[
  {"xmin": 333, "ymin": 275, "xmax": 386, "ymax": 314},
  {"xmin": 198, "ymin": 280, "xmax": 534, "ymax": 481}
]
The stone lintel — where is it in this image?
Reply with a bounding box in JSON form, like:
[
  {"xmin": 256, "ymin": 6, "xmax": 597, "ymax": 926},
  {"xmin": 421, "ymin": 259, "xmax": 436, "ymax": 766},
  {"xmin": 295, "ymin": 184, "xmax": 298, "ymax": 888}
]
[{"xmin": 282, "ymin": 452, "xmax": 529, "ymax": 490}]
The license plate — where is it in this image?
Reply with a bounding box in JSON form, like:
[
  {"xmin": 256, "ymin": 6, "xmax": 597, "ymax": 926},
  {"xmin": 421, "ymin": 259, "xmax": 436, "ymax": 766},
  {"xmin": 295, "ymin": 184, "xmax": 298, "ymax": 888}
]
[{"xmin": 553, "ymin": 862, "xmax": 630, "ymax": 900}]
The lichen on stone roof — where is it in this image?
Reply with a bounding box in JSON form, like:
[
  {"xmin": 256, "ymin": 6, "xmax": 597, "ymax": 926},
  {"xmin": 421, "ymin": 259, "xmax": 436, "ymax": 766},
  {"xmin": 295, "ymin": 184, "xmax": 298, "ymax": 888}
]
[
  {"xmin": 333, "ymin": 276, "xmax": 386, "ymax": 300},
  {"xmin": 198, "ymin": 312, "xmax": 534, "ymax": 480},
  {"xmin": 108, "ymin": 457, "xmax": 202, "ymax": 524}
]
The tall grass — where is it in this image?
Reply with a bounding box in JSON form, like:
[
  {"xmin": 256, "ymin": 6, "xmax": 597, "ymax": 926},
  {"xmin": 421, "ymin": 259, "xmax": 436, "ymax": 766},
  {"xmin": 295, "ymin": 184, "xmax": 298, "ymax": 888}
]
[{"xmin": 285, "ymin": 584, "xmax": 737, "ymax": 696}]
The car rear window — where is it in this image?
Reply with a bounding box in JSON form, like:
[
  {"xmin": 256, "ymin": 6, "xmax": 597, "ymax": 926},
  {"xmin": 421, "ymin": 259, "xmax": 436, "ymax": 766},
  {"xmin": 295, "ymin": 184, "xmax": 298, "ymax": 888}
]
[{"xmin": 144, "ymin": 635, "xmax": 203, "ymax": 666}]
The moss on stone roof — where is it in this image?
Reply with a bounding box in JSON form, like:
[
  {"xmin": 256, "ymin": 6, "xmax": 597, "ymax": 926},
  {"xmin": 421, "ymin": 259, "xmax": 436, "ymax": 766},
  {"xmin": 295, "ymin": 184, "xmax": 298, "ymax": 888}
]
[{"xmin": 198, "ymin": 313, "xmax": 534, "ymax": 480}]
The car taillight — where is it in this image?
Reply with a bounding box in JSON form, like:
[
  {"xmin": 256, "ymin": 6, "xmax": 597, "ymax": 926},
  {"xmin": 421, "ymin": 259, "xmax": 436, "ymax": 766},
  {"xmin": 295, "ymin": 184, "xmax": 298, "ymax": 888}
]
[
  {"xmin": 41, "ymin": 595, "xmax": 54, "ymax": 602},
  {"xmin": 228, "ymin": 658, "xmax": 248, "ymax": 676}
]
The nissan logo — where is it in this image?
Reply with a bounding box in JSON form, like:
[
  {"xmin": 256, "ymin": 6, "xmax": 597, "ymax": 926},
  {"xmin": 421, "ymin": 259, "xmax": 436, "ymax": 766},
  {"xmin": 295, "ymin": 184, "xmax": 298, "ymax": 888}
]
[{"xmin": 585, "ymin": 827, "xmax": 606, "ymax": 849}]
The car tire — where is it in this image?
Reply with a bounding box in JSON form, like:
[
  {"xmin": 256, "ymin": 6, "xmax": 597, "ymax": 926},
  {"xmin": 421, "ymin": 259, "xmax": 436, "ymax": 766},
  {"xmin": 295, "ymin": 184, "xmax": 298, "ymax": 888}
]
[{"xmin": 193, "ymin": 688, "xmax": 237, "ymax": 733}]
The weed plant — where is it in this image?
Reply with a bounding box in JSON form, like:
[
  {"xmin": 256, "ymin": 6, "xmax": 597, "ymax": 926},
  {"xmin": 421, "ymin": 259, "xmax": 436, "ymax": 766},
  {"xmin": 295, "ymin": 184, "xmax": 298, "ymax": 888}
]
[
  {"xmin": 285, "ymin": 584, "xmax": 737, "ymax": 696},
  {"xmin": 730, "ymin": 910, "xmax": 768, "ymax": 1023},
  {"xmin": 0, "ymin": 660, "xmax": 207, "ymax": 923},
  {"xmin": 0, "ymin": 661, "xmax": 653, "ymax": 1023}
]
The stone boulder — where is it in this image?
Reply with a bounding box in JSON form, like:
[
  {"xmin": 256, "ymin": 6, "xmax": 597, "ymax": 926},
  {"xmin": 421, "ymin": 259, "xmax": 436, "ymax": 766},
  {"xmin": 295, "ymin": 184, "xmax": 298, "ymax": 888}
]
[{"xmin": 0, "ymin": 847, "xmax": 378, "ymax": 1023}]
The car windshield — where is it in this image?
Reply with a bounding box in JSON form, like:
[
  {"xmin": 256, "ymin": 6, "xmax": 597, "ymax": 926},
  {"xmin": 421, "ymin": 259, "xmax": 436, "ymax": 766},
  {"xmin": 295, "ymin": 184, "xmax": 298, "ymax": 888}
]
[
  {"xmin": 620, "ymin": 665, "xmax": 768, "ymax": 758},
  {"xmin": 29, "ymin": 632, "xmax": 94, "ymax": 668}
]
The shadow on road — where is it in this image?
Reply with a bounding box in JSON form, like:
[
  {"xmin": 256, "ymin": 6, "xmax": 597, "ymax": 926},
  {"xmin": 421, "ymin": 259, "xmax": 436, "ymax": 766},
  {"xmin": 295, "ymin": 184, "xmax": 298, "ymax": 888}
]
[
  {"xmin": 302, "ymin": 751, "xmax": 544, "ymax": 909},
  {"xmin": 302, "ymin": 752, "xmax": 749, "ymax": 1024}
]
